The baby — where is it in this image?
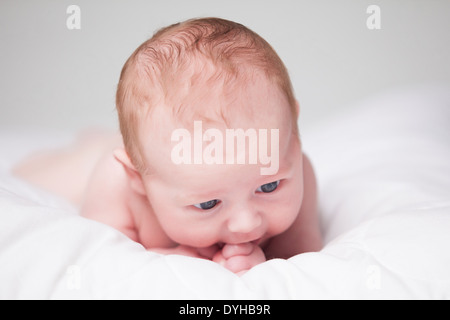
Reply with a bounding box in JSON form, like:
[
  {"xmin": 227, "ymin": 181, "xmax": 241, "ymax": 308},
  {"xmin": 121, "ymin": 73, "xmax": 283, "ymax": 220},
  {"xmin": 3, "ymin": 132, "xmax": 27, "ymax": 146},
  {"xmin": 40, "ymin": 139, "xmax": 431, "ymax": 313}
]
[{"xmin": 16, "ymin": 18, "xmax": 322, "ymax": 274}]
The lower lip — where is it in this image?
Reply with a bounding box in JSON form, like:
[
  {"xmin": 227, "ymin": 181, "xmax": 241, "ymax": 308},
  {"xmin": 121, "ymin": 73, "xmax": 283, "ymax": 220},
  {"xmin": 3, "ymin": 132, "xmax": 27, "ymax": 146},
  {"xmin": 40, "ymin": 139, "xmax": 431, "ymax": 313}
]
[
  {"xmin": 219, "ymin": 236, "xmax": 266, "ymax": 247},
  {"xmin": 252, "ymin": 237, "xmax": 264, "ymax": 246}
]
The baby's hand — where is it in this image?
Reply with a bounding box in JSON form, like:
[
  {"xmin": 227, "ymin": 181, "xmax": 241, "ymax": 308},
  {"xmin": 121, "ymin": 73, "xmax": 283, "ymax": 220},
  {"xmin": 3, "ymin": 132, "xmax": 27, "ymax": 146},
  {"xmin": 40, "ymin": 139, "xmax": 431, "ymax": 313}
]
[{"xmin": 212, "ymin": 243, "xmax": 266, "ymax": 275}]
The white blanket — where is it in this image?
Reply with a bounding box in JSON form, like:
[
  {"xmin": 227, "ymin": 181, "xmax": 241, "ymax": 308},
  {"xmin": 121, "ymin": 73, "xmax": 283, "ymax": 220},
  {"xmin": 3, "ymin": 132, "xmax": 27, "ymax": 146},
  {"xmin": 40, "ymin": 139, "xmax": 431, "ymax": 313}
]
[{"xmin": 1, "ymin": 85, "xmax": 450, "ymax": 299}]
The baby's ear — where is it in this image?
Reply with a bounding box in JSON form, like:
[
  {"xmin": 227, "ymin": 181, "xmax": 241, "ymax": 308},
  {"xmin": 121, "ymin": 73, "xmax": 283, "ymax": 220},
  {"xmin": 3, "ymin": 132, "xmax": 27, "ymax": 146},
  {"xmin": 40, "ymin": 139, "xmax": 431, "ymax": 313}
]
[{"xmin": 113, "ymin": 148, "xmax": 146, "ymax": 195}]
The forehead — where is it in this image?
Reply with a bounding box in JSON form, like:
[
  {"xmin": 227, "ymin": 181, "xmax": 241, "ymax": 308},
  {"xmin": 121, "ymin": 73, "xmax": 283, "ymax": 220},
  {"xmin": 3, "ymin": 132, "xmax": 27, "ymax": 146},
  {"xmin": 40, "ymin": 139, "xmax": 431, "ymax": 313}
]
[
  {"xmin": 149, "ymin": 71, "xmax": 292, "ymax": 133},
  {"xmin": 145, "ymin": 129, "xmax": 296, "ymax": 201},
  {"xmin": 138, "ymin": 73, "xmax": 295, "ymax": 178}
]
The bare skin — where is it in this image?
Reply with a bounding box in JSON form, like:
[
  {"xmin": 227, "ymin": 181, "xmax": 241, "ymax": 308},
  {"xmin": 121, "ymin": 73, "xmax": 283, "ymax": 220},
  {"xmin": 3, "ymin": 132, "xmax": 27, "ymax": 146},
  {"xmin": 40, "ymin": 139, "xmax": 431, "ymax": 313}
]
[
  {"xmin": 13, "ymin": 79, "xmax": 322, "ymax": 275},
  {"xmin": 14, "ymin": 134, "xmax": 321, "ymax": 275},
  {"xmin": 14, "ymin": 134, "xmax": 321, "ymax": 274}
]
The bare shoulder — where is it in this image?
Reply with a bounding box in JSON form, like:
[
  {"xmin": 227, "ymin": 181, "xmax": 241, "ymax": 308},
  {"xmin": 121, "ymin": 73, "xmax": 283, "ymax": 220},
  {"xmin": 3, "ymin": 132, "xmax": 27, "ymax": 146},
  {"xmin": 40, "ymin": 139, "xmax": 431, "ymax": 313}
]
[
  {"xmin": 80, "ymin": 145, "xmax": 176, "ymax": 248},
  {"xmin": 301, "ymin": 153, "xmax": 317, "ymax": 208},
  {"xmin": 263, "ymin": 152, "xmax": 322, "ymax": 259},
  {"xmin": 80, "ymin": 149, "xmax": 137, "ymax": 239},
  {"xmin": 295, "ymin": 152, "xmax": 322, "ymax": 252}
]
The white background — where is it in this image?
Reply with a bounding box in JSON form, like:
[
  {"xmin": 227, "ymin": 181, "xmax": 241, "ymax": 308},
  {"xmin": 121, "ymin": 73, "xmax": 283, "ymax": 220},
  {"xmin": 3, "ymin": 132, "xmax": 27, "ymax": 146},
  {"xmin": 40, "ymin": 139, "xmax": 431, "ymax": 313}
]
[{"xmin": 1, "ymin": 0, "xmax": 449, "ymax": 133}]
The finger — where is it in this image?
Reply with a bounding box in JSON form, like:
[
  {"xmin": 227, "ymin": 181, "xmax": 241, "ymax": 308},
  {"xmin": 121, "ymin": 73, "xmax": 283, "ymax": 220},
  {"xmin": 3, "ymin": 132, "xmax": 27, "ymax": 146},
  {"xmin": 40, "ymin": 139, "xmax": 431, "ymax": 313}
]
[
  {"xmin": 224, "ymin": 255, "xmax": 255, "ymax": 273},
  {"xmin": 222, "ymin": 243, "xmax": 254, "ymax": 259},
  {"xmin": 212, "ymin": 250, "xmax": 226, "ymax": 266},
  {"xmin": 250, "ymin": 244, "xmax": 266, "ymax": 262}
]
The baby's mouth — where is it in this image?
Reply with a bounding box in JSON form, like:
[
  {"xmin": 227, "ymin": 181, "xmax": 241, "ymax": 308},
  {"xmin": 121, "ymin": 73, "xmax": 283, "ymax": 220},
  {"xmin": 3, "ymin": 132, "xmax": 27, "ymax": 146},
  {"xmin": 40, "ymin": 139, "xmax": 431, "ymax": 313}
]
[
  {"xmin": 252, "ymin": 238, "xmax": 261, "ymax": 245},
  {"xmin": 251, "ymin": 237, "xmax": 265, "ymax": 246},
  {"xmin": 253, "ymin": 235, "xmax": 271, "ymax": 248},
  {"xmin": 218, "ymin": 236, "xmax": 265, "ymax": 247}
]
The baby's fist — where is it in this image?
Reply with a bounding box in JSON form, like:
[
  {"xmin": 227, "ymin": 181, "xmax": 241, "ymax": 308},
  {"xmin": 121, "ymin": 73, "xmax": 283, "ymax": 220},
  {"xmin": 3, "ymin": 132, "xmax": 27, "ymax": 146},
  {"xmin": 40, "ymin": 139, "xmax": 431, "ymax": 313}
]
[{"xmin": 213, "ymin": 242, "xmax": 266, "ymax": 275}]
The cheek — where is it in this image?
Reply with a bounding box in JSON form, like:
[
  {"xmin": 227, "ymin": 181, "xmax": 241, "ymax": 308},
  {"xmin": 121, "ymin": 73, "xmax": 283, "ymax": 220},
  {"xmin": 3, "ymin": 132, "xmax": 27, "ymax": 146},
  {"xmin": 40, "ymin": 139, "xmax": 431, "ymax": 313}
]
[
  {"xmin": 170, "ymin": 221, "xmax": 220, "ymax": 247},
  {"xmin": 145, "ymin": 181, "xmax": 221, "ymax": 247},
  {"xmin": 266, "ymin": 180, "xmax": 304, "ymax": 235},
  {"xmin": 266, "ymin": 202, "xmax": 300, "ymax": 235},
  {"xmin": 154, "ymin": 206, "xmax": 221, "ymax": 247}
]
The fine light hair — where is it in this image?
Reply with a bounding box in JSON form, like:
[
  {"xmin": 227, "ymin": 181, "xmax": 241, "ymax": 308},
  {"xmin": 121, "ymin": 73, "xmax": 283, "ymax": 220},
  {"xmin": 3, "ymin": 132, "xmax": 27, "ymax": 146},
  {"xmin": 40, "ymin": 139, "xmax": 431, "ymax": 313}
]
[{"xmin": 116, "ymin": 17, "xmax": 298, "ymax": 173}]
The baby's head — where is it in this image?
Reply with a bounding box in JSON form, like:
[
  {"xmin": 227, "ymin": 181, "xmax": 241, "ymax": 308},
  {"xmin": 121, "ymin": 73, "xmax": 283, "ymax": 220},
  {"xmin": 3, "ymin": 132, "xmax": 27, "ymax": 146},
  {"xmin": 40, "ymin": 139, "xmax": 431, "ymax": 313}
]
[{"xmin": 116, "ymin": 18, "xmax": 304, "ymax": 248}]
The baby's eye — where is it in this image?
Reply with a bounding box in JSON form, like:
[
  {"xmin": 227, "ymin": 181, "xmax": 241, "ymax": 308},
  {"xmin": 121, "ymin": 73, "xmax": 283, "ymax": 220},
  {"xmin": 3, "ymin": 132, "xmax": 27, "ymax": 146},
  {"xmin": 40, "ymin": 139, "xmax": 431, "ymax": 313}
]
[
  {"xmin": 256, "ymin": 180, "xmax": 280, "ymax": 193},
  {"xmin": 193, "ymin": 199, "xmax": 220, "ymax": 210}
]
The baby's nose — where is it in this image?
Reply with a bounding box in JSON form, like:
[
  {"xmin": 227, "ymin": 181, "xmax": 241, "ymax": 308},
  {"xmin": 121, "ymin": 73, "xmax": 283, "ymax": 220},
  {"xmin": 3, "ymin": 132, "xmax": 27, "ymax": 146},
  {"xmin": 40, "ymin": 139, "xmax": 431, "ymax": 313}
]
[{"xmin": 227, "ymin": 207, "xmax": 263, "ymax": 235}]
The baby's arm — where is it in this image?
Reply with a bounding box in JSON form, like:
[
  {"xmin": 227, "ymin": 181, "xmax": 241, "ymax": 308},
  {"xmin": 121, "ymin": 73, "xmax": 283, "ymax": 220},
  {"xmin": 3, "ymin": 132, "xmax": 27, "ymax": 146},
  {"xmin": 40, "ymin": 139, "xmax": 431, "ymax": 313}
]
[{"xmin": 263, "ymin": 153, "xmax": 323, "ymax": 259}]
